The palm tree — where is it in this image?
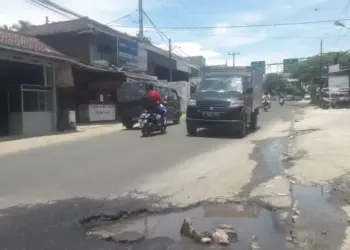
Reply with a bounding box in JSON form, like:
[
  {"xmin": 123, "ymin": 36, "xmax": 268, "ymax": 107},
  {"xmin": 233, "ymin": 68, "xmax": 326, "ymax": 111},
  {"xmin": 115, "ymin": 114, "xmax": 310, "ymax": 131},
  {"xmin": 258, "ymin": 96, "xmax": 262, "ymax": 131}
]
[{"xmin": 11, "ymin": 20, "xmax": 32, "ymax": 32}]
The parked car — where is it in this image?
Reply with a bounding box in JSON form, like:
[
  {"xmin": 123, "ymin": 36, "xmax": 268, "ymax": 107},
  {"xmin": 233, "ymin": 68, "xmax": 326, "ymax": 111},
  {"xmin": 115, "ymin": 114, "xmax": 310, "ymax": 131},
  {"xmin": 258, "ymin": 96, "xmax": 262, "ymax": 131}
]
[
  {"xmin": 117, "ymin": 81, "xmax": 182, "ymax": 129},
  {"xmin": 304, "ymin": 94, "xmax": 311, "ymax": 100}
]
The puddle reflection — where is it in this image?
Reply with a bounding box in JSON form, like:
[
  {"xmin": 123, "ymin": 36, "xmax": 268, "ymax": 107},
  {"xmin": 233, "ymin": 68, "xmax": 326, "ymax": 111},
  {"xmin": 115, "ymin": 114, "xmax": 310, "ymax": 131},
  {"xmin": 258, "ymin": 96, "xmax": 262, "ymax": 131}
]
[{"xmin": 87, "ymin": 203, "xmax": 289, "ymax": 249}]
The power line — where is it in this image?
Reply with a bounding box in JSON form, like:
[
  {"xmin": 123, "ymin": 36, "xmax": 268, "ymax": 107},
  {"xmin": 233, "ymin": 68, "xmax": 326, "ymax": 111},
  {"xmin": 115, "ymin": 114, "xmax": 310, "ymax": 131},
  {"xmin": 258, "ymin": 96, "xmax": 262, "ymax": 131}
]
[
  {"xmin": 142, "ymin": 10, "xmax": 168, "ymax": 44},
  {"xmin": 25, "ymin": 0, "xmax": 74, "ymax": 19},
  {"xmin": 33, "ymin": 0, "xmax": 83, "ymax": 18},
  {"xmin": 110, "ymin": 18, "xmax": 350, "ymax": 30},
  {"xmin": 335, "ymin": 0, "xmax": 350, "ymax": 44},
  {"xmin": 105, "ymin": 10, "xmax": 138, "ymax": 25},
  {"xmin": 142, "ymin": 11, "xmax": 190, "ymax": 57},
  {"xmin": 137, "ymin": 29, "xmax": 350, "ymax": 39}
]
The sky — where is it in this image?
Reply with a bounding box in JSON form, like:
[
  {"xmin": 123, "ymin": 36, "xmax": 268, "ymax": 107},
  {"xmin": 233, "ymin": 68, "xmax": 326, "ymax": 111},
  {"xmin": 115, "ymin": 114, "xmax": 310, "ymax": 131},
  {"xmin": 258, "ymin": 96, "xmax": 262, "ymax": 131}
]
[{"xmin": 2, "ymin": 0, "xmax": 350, "ymax": 71}]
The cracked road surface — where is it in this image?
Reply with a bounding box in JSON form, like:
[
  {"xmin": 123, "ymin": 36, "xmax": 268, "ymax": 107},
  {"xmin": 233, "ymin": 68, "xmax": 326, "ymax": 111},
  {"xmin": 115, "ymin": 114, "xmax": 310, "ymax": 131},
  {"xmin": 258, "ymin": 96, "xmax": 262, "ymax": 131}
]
[{"xmin": 0, "ymin": 102, "xmax": 298, "ymax": 249}]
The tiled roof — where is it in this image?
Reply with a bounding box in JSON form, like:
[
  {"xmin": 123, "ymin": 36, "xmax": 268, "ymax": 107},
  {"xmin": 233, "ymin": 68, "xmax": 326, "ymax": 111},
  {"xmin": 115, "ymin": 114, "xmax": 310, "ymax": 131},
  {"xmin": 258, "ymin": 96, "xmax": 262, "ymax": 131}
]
[{"xmin": 0, "ymin": 29, "xmax": 69, "ymax": 59}]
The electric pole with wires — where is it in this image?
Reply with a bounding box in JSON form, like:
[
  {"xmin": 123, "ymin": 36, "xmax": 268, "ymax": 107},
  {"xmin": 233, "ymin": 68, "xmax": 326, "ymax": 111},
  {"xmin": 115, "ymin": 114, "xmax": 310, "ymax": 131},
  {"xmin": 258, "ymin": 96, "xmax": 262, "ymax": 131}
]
[
  {"xmin": 228, "ymin": 52, "xmax": 239, "ymax": 66},
  {"xmin": 169, "ymin": 38, "xmax": 172, "ymax": 81},
  {"xmin": 138, "ymin": 0, "xmax": 144, "ymax": 40}
]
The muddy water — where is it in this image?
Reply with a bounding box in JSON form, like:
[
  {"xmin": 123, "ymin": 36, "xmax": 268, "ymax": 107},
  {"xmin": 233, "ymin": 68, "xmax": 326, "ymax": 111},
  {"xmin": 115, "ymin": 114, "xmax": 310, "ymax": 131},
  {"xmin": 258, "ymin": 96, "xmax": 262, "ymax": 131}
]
[
  {"xmin": 291, "ymin": 185, "xmax": 348, "ymax": 249},
  {"xmin": 85, "ymin": 203, "xmax": 293, "ymax": 249}
]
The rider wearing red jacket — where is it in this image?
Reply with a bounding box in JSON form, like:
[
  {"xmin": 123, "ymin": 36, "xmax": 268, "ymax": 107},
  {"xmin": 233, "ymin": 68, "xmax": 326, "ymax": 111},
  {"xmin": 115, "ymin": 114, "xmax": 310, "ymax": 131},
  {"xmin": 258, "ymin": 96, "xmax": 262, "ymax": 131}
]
[{"xmin": 141, "ymin": 83, "xmax": 167, "ymax": 125}]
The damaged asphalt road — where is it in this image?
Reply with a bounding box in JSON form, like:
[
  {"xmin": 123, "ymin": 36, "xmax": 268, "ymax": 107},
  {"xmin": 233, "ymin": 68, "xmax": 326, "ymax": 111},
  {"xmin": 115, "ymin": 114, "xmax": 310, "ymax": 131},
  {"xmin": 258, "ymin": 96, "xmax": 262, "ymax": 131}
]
[{"xmin": 0, "ymin": 102, "xmax": 335, "ymax": 250}]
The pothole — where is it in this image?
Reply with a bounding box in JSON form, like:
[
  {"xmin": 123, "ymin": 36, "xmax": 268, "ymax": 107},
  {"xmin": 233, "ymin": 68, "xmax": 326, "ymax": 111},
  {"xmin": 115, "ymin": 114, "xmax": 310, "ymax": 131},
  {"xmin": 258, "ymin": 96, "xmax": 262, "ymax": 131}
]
[
  {"xmin": 290, "ymin": 184, "xmax": 348, "ymax": 249},
  {"xmin": 82, "ymin": 203, "xmax": 295, "ymax": 249}
]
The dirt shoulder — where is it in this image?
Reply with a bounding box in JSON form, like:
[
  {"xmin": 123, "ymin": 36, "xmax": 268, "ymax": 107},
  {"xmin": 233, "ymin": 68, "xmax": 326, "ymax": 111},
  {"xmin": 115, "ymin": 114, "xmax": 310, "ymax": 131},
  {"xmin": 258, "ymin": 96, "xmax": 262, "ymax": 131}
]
[
  {"xmin": 288, "ymin": 106, "xmax": 350, "ymax": 185},
  {"xmin": 287, "ymin": 106, "xmax": 350, "ymax": 250},
  {"xmin": 0, "ymin": 123, "xmax": 124, "ymax": 156}
]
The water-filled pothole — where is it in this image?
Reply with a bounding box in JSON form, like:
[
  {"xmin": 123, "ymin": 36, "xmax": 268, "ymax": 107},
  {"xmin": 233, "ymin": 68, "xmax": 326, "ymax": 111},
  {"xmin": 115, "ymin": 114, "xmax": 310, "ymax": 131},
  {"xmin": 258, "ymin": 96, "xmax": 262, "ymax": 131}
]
[
  {"xmin": 84, "ymin": 203, "xmax": 292, "ymax": 249},
  {"xmin": 291, "ymin": 184, "xmax": 348, "ymax": 249}
]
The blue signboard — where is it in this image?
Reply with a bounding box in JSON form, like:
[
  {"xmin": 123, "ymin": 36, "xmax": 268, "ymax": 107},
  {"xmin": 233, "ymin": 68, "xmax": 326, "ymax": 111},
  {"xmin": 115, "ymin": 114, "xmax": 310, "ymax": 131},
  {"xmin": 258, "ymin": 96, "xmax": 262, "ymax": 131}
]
[{"xmin": 118, "ymin": 37, "xmax": 138, "ymax": 68}]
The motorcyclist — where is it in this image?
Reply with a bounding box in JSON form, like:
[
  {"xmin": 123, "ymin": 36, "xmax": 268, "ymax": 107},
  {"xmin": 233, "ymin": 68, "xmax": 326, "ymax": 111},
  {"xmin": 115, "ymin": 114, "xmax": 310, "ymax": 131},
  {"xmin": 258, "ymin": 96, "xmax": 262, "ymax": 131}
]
[
  {"xmin": 278, "ymin": 92, "xmax": 285, "ymax": 105},
  {"xmin": 278, "ymin": 92, "xmax": 284, "ymax": 101},
  {"xmin": 141, "ymin": 83, "xmax": 167, "ymax": 126},
  {"xmin": 262, "ymin": 91, "xmax": 271, "ymax": 108}
]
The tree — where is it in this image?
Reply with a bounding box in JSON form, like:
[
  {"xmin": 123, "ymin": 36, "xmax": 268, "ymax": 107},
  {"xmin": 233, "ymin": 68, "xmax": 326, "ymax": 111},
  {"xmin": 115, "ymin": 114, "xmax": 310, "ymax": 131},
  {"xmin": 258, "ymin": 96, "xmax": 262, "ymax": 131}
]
[
  {"xmin": 263, "ymin": 73, "xmax": 287, "ymax": 94},
  {"xmin": 11, "ymin": 20, "xmax": 32, "ymax": 32},
  {"xmin": 1, "ymin": 25, "xmax": 10, "ymax": 30},
  {"xmin": 136, "ymin": 33, "xmax": 152, "ymax": 45},
  {"xmin": 290, "ymin": 52, "xmax": 350, "ymax": 102}
]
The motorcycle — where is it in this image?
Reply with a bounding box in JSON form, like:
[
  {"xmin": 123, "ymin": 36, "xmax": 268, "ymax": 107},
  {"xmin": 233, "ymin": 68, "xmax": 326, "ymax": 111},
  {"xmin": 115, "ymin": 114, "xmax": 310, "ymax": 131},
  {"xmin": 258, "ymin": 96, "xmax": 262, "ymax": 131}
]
[
  {"xmin": 279, "ymin": 97, "xmax": 285, "ymax": 106},
  {"xmin": 263, "ymin": 100, "xmax": 270, "ymax": 111},
  {"xmin": 139, "ymin": 111, "xmax": 166, "ymax": 137}
]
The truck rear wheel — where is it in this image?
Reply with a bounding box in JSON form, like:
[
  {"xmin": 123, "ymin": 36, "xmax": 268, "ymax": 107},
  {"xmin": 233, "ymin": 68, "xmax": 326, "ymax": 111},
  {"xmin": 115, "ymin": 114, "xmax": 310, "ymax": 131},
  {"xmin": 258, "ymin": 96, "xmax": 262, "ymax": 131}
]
[
  {"xmin": 250, "ymin": 110, "xmax": 258, "ymax": 130},
  {"xmin": 123, "ymin": 117, "xmax": 134, "ymax": 130},
  {"xmin": 187, "ymin": 124, "xmax": 197, "ymax": 136},
  {"xmin": 238, "ymin": 114, "xmax": 247, "ymax": 138}
]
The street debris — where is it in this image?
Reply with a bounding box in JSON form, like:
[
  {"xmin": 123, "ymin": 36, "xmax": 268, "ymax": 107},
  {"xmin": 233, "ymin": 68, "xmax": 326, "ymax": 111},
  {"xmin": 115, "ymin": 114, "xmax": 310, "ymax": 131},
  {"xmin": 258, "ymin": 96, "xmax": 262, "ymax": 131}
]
[
  {"xmin": 82, "ymin": 203, "xmax": 289, "ymax": 248},
  {"xmin": 180, "ymin": 218, "xmax": 237, "ymax": 245}
]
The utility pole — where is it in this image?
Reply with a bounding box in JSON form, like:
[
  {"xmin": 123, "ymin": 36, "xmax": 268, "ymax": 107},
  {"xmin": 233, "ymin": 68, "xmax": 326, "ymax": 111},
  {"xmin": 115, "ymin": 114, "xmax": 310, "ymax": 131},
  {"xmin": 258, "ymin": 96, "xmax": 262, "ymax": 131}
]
[
  {"xmin": 319, "ymin": 39, "xmax": 329, "ymax": 108},
  {"xmin": 169, "ymin": 38, "xmax": 172, "ymax": 81},
  {"xmin": 138, "ymin": 0, "xmax": 144, "ymax": 40},
  {"xmin": 228, "ymin": 52, "xmax": 239, "ymax": 66}
]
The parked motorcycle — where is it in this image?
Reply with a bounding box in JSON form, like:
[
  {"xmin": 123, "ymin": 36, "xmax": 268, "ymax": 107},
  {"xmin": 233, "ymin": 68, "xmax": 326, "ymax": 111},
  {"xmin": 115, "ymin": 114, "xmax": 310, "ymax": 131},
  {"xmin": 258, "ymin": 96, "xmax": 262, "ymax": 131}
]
[
  {"xmin": 263, "ymin": 100, "xmax": 270, "ymax": 111},
  {"xmin": 139, "ymin": 111, "xmax": 166, "ymax": 137},
  {"xmin": 279, "ymin": 97, "xmax": 285, "ymax": 106}
]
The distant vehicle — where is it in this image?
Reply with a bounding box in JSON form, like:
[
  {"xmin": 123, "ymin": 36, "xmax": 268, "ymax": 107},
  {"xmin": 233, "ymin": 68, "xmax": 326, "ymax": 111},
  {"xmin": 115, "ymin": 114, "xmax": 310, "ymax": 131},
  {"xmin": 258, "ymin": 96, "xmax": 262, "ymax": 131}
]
[
  {"xmin": 286, "ymin": 95, "xmax": 293, "ymax": 101},
  {"xmin": 186, "ymin": 66, "xmax": 263, "ymax": 138},
  {"xmin": 304, "ymin": 94, "xmax": 311, "ymax": 100},
  {"xmin": 279, "ymin": 97, "xmax": 285, "ymax": 106}
]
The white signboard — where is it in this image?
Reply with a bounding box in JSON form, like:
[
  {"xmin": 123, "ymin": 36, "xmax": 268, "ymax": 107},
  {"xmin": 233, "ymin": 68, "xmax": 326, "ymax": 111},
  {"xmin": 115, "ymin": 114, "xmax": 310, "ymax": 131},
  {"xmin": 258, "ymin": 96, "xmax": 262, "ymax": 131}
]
[
  {"xmin": 328, "ymin": 64, "xmax": 340, "ymax": 73},
  {"xmin": 176, "ymin": 59, "xmax": 190, "ymax": 73},
  {"xmin": 89, "ymin": 104, "xmax": 116, "ymax": 122},
  {"xmin": 329, "ymin": 75, "xmax": 349, "ymax": 90}
]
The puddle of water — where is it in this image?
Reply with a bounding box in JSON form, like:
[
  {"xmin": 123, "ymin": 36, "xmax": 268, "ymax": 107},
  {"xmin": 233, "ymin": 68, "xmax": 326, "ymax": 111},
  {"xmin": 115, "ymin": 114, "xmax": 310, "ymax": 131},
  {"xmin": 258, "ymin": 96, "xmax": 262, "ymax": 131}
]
[
  {"xmin": 87, "ymin": 203, "xmax": 290, "ymax": 249},
  {"xmin": 291, "ymin": 185, "xmax": 347, "ymax": 249},
  {"xmin": 260, "ymin": 138, "xmax": 287, "ymax": 176}
]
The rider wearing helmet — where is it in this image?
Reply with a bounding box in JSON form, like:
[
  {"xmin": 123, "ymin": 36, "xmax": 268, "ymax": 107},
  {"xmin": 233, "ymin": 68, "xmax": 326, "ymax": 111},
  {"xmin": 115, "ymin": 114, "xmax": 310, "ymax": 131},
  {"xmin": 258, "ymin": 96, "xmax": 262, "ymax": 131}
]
[
  {"xmin": 278, "ymin": 92, "xmax": 284, "ymax": 100},
  {"xmin": 262, "ymin": 91, "xmax": 271, "ymax": 101},
  {"xmin": 141, "ymin": 83, "xmax": 167, "ymax": 126},
  {"xmin": 262, "ymin": 91, "xmax": 271, "ymax": 108}
]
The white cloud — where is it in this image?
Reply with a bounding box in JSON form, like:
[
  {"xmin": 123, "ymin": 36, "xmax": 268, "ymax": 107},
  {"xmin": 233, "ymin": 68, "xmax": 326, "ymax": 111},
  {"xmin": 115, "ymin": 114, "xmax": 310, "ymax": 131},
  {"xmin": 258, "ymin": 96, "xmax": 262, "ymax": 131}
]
[
  {"xmin": 2, "ymin": 0, "xmax": 347, "ymax": 71},
  {"xmin": 157, "ymin": 42, "xmax": 220, "ymax": 57}
]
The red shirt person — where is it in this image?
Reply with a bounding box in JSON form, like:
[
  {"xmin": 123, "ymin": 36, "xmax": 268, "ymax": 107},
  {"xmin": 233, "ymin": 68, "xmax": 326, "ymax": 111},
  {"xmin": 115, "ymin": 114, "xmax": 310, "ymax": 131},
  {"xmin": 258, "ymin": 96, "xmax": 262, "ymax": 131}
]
[
  {"xmin": 141, "ymin": 84, "xmax": 165, "ymax": 110},
  {"xmin": 140, "ymin": 83, "xmax": 167, "ymax": 126}
]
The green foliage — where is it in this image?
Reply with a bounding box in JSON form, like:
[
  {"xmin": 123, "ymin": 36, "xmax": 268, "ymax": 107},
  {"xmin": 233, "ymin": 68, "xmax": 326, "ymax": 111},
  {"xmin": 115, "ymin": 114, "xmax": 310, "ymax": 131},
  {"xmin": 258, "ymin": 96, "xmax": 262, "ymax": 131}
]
[
  {"xmin": 263, "ymin": 73, "xmax": 286, "ymax": 94},
  {"xmin": 264, "ymin": 73, "xmax": 306, "ymax": 97},
  {"xmin": 1, "ymin": 20, "xmax": 32, "ymax": 32},
  {"xmin": 1, "ymin": 25, "xmax": 10, "ymax": 30},
  {"xmin": 287, "ymin": 51, "xmax": 350, "ymax": 101},
  {"xmin": 136, "ymin": 33, "xmax": 152, "ymax": 45},
  {"xmin": 11, "ymin": 20, "xmax": 32, "ymax": 31},
  {"xmin": 291, "ymin": 52, "xmax": 350, "ymax": 84}
]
